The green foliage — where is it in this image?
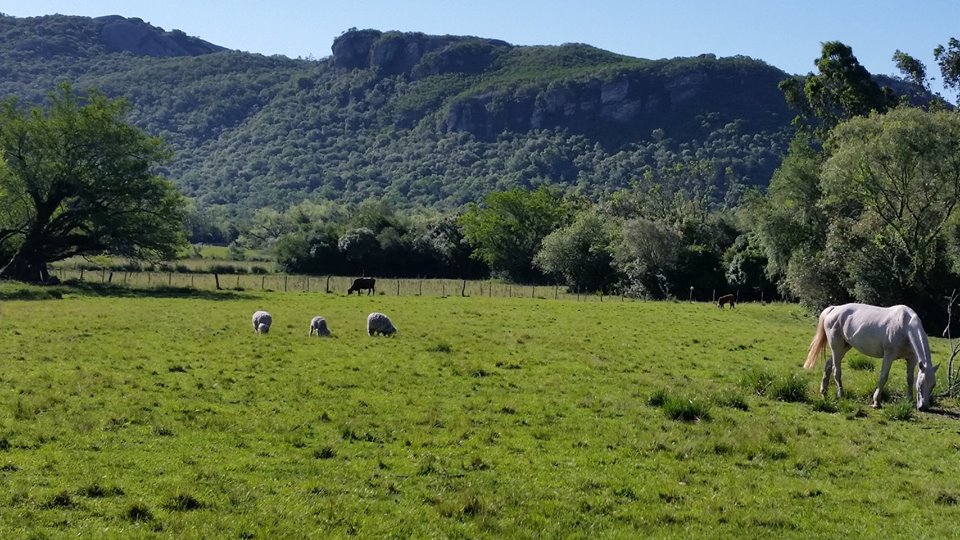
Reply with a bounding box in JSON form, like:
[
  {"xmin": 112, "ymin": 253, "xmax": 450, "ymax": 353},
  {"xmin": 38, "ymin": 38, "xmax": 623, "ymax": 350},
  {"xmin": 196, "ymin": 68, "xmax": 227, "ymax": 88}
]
[
  {"xmin": 934, "ymin": 37, "xmax": 960, "ymax": 101},
  {"xmin": 781, "ymin": 41, "xmax": 895, "ymax": 139},
  {"xmin": 534, "ymin": 209, "xmax": 619, "ymax": 291},
  {"xmin": 0, "ymin": 83, "xmax": 187, "ymax": 282},
  {"xmin": 820, "ymin": 107, "xmax": 960, "ymax": 307},
  {"xmin": 0, "ymin": 16, "xmax": 795, "ymax": 218},
  {"xmin": 460, "ymin": 187, "xmax": 569, "ymax": 282}
]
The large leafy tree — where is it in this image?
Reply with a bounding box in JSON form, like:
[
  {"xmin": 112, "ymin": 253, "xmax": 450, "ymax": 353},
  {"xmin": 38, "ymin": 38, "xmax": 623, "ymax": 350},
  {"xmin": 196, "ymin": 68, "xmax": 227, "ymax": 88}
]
[
  {"xmin": 0, "ymin": 83, "xmax": 187, "ymax": 282},
  {"xmin": 459, "ymin": 186, "xmax": 568, "ymax": 282},
  {"xmin": 821, "ymin": 107, "xmax": 960, "ymax": 303},
  {"xmin": 752, "ymin": 107, "xmax": 960, "ymax": 315},
  {"xmin": 934, "ymin": 37, "xmax": 960, "ymax": 101},
  {"xmin": 534, "ymin": 210, "xmax": 618, "ymax": 292},
  {"xmin": 779, "ymin": 41, "xmax": 895, "ymax": 138}
]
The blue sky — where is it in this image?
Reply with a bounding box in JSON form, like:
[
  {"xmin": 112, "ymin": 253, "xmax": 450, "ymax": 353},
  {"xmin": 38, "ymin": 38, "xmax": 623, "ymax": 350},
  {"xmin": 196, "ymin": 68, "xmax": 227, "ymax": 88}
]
[{"xmin": 5, "ymin": 0, "xmax": 959, "ymax": 97}]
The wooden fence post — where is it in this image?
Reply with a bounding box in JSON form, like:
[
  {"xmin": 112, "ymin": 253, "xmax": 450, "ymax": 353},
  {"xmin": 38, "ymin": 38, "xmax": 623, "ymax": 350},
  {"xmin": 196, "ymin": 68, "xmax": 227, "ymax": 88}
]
[
  {"xmin": 214, "ymin": 273, "xmax": 220, "ymax": 290},
  {"xmin": 397, "ymin": 280, "xmax": 400, "ymax": 296},
  {"xmin": 326, "ymin": 275, "xmax": 331, "ymax": 293},
  {"xmin": 419, "ymin": 280, "xmax": 423, "ymax": 297},
  {"xmin": 461, "ymin": 280, "xmax": 467, "ymax": 297}
]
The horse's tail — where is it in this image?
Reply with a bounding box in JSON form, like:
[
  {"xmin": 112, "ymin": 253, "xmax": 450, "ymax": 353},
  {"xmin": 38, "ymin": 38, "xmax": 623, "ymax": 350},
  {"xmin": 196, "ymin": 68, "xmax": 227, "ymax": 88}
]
[{"xmin": 804, "ymin": 310, "xmax": 829, "ymax": 370}]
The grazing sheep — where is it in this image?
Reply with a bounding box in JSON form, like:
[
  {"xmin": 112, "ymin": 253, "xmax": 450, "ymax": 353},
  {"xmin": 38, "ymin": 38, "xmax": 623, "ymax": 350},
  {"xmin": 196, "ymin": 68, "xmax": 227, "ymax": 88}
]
[
  {"xmin": 309, "ymin": 315, "xmax": 331, "ymax": 337},
  {"xmin": 366, "ymin": 312, "xmax": 396, "ymax": 336},
  {"xmin": 252, "ymin": 310, "xmax": 272, "ymax": 334}
]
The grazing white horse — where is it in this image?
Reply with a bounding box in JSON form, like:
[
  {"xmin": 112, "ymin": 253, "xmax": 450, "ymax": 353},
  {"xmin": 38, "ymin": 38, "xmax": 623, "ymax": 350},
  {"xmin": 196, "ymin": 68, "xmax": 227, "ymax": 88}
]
[{"xmin": 805, "ymin": 303, "xmax": 938, "ymax": 410}]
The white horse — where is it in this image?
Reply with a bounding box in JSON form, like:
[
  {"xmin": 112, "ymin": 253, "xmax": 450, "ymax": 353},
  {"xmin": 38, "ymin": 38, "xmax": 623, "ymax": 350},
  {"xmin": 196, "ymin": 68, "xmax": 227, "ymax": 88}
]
[{"xmin": 804, "ymin": 303, "xmax": 938, "ymax": 410}]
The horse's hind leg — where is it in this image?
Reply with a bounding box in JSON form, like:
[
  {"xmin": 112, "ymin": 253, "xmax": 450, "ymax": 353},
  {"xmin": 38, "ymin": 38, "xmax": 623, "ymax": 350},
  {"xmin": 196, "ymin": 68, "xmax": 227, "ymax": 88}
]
[
  {"xmin": 820, "ymin": 356, "xmax": 834, "ymax": 397},
  {"xmin": 829, "ymin": 345, "xmax": 848, "ymax": 399}
]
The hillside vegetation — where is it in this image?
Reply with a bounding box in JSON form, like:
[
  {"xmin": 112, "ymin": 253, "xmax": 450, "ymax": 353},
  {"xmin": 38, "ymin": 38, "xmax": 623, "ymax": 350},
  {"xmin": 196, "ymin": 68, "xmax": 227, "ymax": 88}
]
[{"xmin": 0, "ymin": 14, "xmax": 795, "ymax": 217}]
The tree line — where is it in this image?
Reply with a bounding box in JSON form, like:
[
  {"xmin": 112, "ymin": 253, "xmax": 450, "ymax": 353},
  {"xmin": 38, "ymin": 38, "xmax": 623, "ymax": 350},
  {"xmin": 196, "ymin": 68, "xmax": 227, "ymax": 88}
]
[{"xmin": 4, "ymin": 39, "xmax": 960, "ymax": 325}]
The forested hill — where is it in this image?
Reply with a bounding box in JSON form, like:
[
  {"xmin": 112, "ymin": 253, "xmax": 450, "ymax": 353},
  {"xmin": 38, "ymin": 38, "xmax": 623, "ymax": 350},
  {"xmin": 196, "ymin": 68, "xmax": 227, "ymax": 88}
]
[{"xmin": 0, "ymin": 14, "xmax": 798, "ymax": 217}]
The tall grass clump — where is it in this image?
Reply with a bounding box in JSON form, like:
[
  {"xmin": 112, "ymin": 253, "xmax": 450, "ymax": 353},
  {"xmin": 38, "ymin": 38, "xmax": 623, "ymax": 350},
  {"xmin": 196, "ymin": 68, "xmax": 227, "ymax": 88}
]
[
  {"xmin": 768, "ymin": 373, "xmax": 808, "ymax": 403},
  {"xmin": 649, "ymin": 389, "xmax": 711, "ymax": 422},
  {"xmin": 884, "ymin": 400, "xmax": 915, "ymax": 422},
  {"xmin": 847, "ymin": 357, "xmax": 875, "ymax": 371},
  {"xmin": 740, "ymin": 368, "xmax": 775, "ymax": 397}
]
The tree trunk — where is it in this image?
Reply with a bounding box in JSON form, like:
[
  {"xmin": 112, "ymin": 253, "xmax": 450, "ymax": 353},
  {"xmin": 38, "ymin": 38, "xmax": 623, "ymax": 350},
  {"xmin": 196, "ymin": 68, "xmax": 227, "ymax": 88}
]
[{"xmin": 0, "ymin": 252, "xmax": 51, "ymax": 283}]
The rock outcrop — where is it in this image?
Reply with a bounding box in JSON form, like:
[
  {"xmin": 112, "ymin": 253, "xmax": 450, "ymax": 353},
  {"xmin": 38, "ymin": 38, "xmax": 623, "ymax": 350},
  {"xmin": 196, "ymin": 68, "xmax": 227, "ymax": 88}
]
[
  {"xmin": 332, "ymin": 29, "xmax": 510, "ymax": 75},
  {"xmin": 95, "ymin": 15, "xmax": 225, "ymax": 57}
]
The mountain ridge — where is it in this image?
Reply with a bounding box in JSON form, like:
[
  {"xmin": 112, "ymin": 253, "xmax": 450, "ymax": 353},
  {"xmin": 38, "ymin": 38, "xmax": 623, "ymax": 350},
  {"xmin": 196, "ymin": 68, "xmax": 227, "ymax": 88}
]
[{"xmin": 0, "ymin": 14, "xmax": 800, "ymax": 218}]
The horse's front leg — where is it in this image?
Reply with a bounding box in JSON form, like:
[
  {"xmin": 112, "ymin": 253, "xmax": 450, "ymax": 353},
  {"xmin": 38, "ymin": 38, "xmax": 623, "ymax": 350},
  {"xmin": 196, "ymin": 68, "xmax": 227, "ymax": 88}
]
[
  {"xmin": 905, "ymin": 357, "xmax": 917, "ymax": 404},
  {"xmin": 872, "ymin": 354, "xmax": 896, "ymax": 408}
]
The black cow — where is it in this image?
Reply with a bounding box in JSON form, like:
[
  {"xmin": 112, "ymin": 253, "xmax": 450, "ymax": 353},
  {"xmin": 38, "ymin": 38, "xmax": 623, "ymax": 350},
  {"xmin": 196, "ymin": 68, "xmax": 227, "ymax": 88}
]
[{"xmin": 347, "ymin": 277, "xmax": 376, "ymax": 295}]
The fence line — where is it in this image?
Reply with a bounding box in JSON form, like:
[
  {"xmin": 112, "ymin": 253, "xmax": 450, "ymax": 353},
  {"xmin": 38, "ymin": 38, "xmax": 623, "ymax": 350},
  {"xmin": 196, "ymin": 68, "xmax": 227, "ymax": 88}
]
[{"xmin": 48, "ymin": 268, "xmax": 649, "ymax": 302}]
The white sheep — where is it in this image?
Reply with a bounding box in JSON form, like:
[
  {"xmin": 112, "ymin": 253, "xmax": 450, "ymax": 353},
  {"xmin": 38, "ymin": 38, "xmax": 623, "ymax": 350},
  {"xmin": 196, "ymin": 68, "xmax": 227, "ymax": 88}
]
[
  {"xmin": 366, "ymin": 312, "xmax": 397, "ymax": 336},
  {"xmin": 252, "ymin": 310, "xmax": 272, "ymax": 334},
  {"xmin": 309, "ymin": 315, "xmax": 331, "ymax": 337}
]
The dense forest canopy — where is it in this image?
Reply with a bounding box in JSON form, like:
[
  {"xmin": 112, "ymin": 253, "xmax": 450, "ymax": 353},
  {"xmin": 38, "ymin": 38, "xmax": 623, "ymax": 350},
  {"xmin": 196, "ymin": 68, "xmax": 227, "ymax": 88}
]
[{"xmin": 0, "ymin": 14, "xmax": 796, "ymax": 223}]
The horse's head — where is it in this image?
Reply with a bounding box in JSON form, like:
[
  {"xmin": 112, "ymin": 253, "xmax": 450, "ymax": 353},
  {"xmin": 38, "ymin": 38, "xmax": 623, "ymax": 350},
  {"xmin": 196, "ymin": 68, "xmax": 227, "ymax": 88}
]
[{"xmin": 916, "ymin": 362, "xmax": 940, "ymax": 411}]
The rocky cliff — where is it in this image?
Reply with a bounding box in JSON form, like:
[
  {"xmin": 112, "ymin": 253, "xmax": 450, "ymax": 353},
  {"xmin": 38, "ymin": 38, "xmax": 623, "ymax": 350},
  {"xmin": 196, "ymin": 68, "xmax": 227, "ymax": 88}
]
[
  {"xmin": 96, "ymin": 15, "xmax": 225, "ymax": 57},
  {"xmin": 332, "ymin": 29, "xmax": 791, "ymax": 145}
]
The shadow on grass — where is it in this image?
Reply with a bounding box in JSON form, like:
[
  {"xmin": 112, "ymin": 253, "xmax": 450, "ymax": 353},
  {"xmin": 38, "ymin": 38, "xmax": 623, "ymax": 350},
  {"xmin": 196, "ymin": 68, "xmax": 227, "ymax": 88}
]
[
  {"xmin": 925, "ymin": 407, "xmax": 960, "ymax": 420},
  {"xmin": 0, "ymin": 280, "xmax": 252, "ymax": 301}
]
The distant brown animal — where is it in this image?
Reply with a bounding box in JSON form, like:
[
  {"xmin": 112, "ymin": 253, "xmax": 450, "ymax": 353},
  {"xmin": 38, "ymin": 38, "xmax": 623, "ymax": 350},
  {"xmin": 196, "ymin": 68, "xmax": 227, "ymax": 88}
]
[
  {"xmin": 717, "ymin": 294, "xmax": 736, "ymax": 309},
  {"xmin": 347, "ymin": 277, "xmax": 376, "ymax": 295}
]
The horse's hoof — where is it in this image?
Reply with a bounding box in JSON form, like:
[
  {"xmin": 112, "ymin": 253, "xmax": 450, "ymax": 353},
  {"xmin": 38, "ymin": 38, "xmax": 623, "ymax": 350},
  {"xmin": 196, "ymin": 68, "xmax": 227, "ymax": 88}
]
[{"xmin": 871, "ymin": 402, "xmax": 881, "ymax": 409}]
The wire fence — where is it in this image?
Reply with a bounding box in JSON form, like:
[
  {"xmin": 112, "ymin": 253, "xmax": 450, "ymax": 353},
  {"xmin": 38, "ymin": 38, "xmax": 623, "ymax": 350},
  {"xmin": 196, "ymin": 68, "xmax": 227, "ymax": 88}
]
[{"xmin": 48, "ymin": 267, "xmax": 651, "ymax": 302}]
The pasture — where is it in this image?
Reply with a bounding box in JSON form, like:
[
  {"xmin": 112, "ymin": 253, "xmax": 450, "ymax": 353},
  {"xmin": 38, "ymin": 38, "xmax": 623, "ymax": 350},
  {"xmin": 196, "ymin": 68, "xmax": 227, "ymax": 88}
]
[{"xmin": 1, "ymin": 284, "xmax": 960, "ymax": 538}]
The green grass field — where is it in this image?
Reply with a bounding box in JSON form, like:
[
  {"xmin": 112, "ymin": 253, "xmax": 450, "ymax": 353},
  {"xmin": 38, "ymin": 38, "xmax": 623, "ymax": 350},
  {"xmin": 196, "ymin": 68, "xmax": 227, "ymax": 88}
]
[{"xmin": 2, "ymin": 284, "xmax": 960, "ymax": 538}]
